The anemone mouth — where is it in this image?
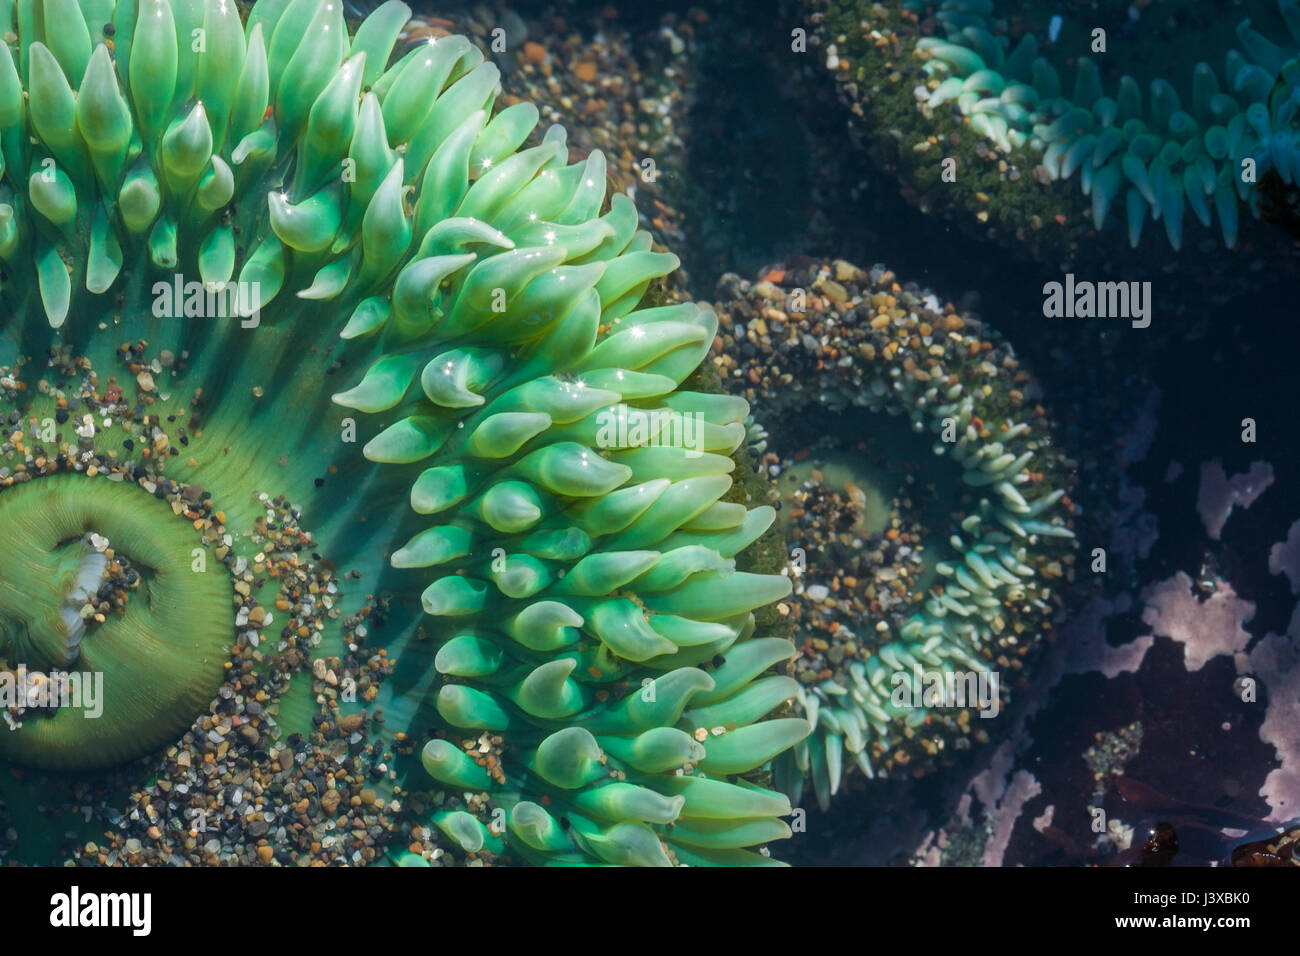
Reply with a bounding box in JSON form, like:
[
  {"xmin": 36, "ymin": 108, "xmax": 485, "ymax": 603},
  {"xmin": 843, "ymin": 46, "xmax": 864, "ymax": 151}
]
[
  {"xmin": 773, "ymin": 409, "xmax": 965, "ymax": 629},
  {"xmin": 0, "ymin": 473, "xmax": 232, "ymax": 769}
]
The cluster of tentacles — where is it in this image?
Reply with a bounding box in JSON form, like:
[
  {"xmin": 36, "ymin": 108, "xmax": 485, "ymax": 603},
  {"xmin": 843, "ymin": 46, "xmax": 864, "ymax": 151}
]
[
  {"xmin": 912, "ymin": 0, "xmax": 1300, "ymax": 249},
  {"xmin": 709, "ymin": 263, "xmax": 1075, "ymax": 808},
  {"xmin": 0, "ymin": 0, "xmax": 808, "ymax": 866},
  {"xmin": 775, "ymin": 338, "xmax": 1074, "ymax": 809}
]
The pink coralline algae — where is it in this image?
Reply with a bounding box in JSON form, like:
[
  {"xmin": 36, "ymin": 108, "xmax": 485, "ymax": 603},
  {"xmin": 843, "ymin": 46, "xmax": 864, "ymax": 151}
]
[
  {"xmin": 1139, "ymin": 571, "xmax": 1255, "ymax": 672},
  {"xmin": 910, "ymin": 741, "xmax": 1044, "ymax": 867},
  {"xmin": 983, "ymin": 772, "xmax": 1042, "ymax": 866},
  {"xmin": 1254, "ymin": 519, "xmax": 1300, "ymax": 822},
  {"xmin": 1126, "ymin": 524, "xmax": 1300, "ymax": 822},
  {"xmin": 1196, "ymin": 460, "xmax": 1275, "ymax": 540},
  {"xmin": 1065, "ymin": 593, "xmax": 1154, "ymax": 679},
  {"xmin": 969, "ymin": 742, "xmax": 1044, "ymax": 867},
  {"xmin": 1249, "ymin": 613, "xmax": 1300, "ymax": 823},
  {"xmin": 1269, "ymin": 519, "xmax": 1300, "ymax": 595}
]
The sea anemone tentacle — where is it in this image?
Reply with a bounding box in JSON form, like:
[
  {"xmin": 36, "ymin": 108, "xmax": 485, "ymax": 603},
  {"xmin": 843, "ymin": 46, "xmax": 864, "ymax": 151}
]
[
  {"xmin": 709, "ymin": 261, "xmax": 1076, "ymax": 810},
  {"xmin": 0, "ymin": 0, "xmax": 807, "ymax": 865},
  {"xmin": 907, "ymin": 0, "xmax": 1300, "ymax": 249}
]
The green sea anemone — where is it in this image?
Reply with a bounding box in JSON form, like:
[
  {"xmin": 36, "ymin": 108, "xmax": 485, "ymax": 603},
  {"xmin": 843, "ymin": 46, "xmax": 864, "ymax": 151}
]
[
  {"xmin": 709, "ymin": 261, "xmax": 1076, "ymax": 810},
  {"xmin": 0, "ymin": 0, "xmax": 806, "ymax": 866},
  {"xmin": 0, "ymin": 474, "xmax": 230, "ymax": 766},
  {"xmin": 913, "ymin": 0, "xmax": 1300, "ymax": 250}
]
